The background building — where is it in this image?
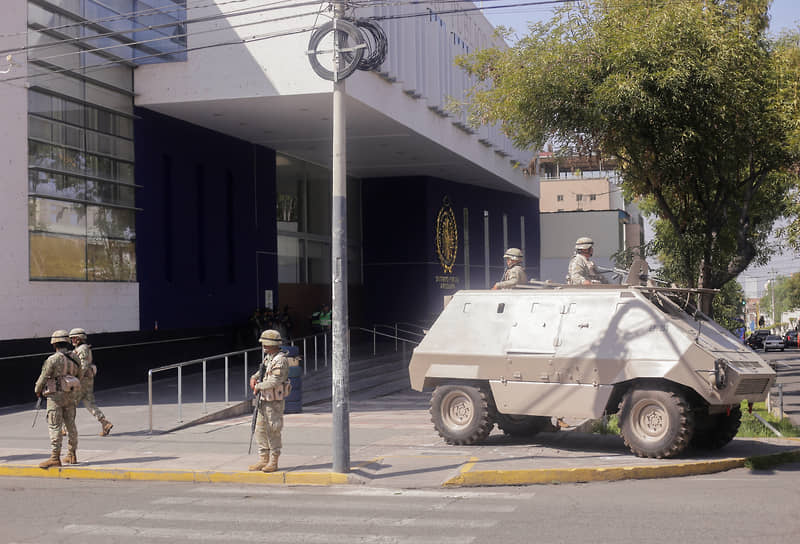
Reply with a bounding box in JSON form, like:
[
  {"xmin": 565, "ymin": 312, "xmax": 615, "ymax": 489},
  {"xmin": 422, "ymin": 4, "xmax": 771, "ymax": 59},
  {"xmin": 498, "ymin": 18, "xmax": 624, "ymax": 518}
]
[{"xmin": 536, "ymin": 152, "xmax": 645, "ymax": 282}]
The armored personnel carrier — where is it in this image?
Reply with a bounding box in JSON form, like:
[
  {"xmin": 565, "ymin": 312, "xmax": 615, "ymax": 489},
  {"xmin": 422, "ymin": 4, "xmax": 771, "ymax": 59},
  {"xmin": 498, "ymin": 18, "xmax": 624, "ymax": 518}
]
[{"xmin": 408, "ymin": 281, "xmax": 776, "ymax": 458}]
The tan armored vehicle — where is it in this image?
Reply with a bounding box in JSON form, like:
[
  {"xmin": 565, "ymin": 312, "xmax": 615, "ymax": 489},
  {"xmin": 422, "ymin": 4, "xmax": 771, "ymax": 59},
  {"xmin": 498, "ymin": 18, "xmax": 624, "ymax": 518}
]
[{"xmin": 409, "ymin": 281, "xmax": 776, "ymax": 458}]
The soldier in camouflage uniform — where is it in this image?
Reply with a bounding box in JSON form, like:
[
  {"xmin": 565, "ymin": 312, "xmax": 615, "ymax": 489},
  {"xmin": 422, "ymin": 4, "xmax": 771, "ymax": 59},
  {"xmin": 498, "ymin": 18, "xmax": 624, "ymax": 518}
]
[
  {"xmin": 34, "ymin": 330, "xmax": 82, "ymax": 468},
  {"xmin": 567, "ymin": 237, "xmax": 606, "ymax": 285},
  {"xmin": 492, "ymin": 248, "xmax": 528, "ymax": 289},
  {"xmin": 69, "ymin": 328, "xmax": 113, "ymax": 436},
  {"xmin": 248, "ymin": 329, "xmax": 290, "ymax": 473}
]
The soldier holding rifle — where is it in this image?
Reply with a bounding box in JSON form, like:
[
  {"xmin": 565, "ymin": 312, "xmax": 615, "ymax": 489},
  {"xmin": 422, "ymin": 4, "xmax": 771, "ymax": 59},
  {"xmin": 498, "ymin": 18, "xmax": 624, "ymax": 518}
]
[{"xmin": 248, "ymin": 329, "xmax": 291, "ymax": 473}]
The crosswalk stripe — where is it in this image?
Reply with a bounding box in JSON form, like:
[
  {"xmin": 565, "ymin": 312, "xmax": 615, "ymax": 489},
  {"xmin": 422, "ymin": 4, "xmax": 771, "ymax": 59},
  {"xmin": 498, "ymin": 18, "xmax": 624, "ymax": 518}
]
[
  {"xmin": 63, "ymin": 524, "xmax": 474, "ymax": 543},
  {"xmin": 190, "ymin": 485, "xmax": 525, "ymax": 499},
  {"xmin": 152, "ymin": 495, "xmax": 517, "ymax": 512},
  {"xmin": 105, "ymin": 509, "xmax": 497, "ymax": 528}
]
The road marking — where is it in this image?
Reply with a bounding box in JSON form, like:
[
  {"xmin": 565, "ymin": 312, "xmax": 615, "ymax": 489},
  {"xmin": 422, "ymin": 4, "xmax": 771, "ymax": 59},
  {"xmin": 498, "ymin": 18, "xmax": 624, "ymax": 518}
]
[
  {"xmin": 152, "ymin": 495, "xmax": 517, "ymax": 512},
  {"xmin": 63, "ymin": 524, "xmax": 474, "ymax": 543},
  {"xmin": 106, "ymin": 509, "xmax": 497, "ymax": 528}
]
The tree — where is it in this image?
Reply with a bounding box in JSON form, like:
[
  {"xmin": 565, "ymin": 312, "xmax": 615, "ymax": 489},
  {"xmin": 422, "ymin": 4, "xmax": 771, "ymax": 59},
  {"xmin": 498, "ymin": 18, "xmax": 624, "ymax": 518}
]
[
  {"xmin": 759, "ymin": 272, "xmax": 800, "ymax": 323},
  {"xmin": 455, "ymin": 0, "xmax": 800, "ymax": 313},
  {"xmin": 712, "ymin": 280, "xmax": 747, "ymax": 333}
]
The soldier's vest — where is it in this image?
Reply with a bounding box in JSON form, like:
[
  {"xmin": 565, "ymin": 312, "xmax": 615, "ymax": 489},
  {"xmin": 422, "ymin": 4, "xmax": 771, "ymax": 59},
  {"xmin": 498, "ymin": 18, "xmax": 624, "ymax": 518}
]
[
  {"xmin": 260, "ymin": 354, "xmax": 291, "ymax": 401},
  {"xmin": 43, "ymin": 353, "xmax": 81, "ymax": 397}
]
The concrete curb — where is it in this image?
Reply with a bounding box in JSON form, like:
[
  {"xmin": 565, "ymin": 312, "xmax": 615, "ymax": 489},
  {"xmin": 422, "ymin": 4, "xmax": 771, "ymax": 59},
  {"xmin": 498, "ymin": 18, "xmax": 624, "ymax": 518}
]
[
  {"xmin": 0, "ymin": 464, "xmax": 359, "ymax": 486},
  {"xmin": 443, "ymin": 447, "xmax": 800, "ymax": 487}
]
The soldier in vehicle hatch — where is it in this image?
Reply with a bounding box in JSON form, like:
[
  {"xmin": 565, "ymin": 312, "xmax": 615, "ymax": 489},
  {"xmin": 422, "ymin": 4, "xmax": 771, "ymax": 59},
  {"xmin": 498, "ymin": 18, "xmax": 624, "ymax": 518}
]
[
  {"xmin": 492, "ymin": 248, "xmax": 528, "ymax": 289},
  {"xmin": 567, "ymin": 237, "xmax": 606, "ymax": 285}
]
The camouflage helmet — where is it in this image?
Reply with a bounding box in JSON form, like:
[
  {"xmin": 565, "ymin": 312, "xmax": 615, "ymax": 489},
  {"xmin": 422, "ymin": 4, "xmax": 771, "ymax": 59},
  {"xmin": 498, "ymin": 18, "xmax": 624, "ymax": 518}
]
[
  {"xmin": 68, "ymin": 327, "xmax": 87, "ymax": 340},
  {"xmin": 503, "ymin": 248, "xmax": 523, "ymax": 260},
  {"xmin": 50, "ymin": 329, "xmax": 70, "ymax": 345},
  {"xmin": 259, "ymin": 329, "xmax": 282, "ymax": 346},
  {"xmin": 575, "ymin": 237, "xmax": 594, "ymax": 250}
]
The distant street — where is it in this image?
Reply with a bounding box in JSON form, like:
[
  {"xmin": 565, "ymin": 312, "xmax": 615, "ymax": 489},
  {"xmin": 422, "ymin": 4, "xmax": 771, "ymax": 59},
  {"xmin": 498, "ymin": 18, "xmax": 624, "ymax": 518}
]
[{"xmin": 3, "ymin": 467, "xmax": 800, "ymax": 543}]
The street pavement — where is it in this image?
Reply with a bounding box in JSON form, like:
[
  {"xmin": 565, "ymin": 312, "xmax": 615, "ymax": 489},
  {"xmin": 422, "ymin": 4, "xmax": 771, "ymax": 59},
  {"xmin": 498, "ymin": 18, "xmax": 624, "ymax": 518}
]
[{"xmin": 2, "ymin": 350, "xmax": 799, "ymax": 488}]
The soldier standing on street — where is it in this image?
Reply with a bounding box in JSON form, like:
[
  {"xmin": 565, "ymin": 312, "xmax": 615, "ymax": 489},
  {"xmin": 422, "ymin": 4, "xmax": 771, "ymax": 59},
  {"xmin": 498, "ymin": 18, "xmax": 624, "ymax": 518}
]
[
  {"xmin": 69, "ymin": 328, "xmax": 113, "ymax": 436},
  {"xmin": 492, "ymin": 248, "xmax": 528, "ymax": 289},
  {"xmin": 567, "ymin": 237, "xmax": 606, "ymax": 285},
  {"xmin": 248, "ymin": 329, "xmax": 290, "ymax": 473},
  {"xmin": 34, "ymin": 330, "xmax": 82, "ymax": 468}
]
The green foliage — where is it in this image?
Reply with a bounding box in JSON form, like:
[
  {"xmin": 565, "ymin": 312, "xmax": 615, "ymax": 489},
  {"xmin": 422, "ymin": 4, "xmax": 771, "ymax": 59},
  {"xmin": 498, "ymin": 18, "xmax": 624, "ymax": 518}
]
[
  {"xmin": 455, "ymin": 0, "xmax": 800, "ymax": 300},
  {"xmin": 591, "ymin": 415, "xmax": 620, "ymax": 435},
  {"xmin": 738, "ymin": 400, "xmax": 800, "ymax": 437},
  {"xmin": 759, "ymin": 272, "xmax": 800, "ymax": 321},
  {"xmin": 712, "ymin": 280, "xmax": 747, "ymax": 332}
]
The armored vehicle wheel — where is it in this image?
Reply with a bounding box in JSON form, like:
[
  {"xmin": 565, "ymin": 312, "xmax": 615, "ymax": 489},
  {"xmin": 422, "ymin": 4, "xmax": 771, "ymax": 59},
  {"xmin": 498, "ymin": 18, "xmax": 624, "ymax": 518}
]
[
  {"xmin": 691, "ymin": 406, "xmax": 741, "ymax": 450},
  {"xmin": 495, "ymin": 414, "xmax": 555, "ymax": 437},
  {"xmin": 619, "ymin": 385, "xmax": 694, "ymax": 458},
  {"xmin": 430, "ymin": 384, "xmax": 493, "ymax": 445}
]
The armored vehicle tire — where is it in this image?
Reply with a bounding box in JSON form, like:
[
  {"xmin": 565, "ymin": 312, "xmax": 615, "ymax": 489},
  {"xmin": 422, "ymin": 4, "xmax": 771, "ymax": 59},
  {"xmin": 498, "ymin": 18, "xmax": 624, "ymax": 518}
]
[
  {"xmin": 690, "ymin": 406, "xmax": 742, "ymax": 450},
  {"xmin": 495, "ymin": 414, "xmax": 555, "ymax": 437},
  {"xmin": 619, "ymin": 385, "xmax": 694, "ymax": 459},
  {"xmin": 430, "ymin": 384, "xmax": 493, "ymax": 445}
]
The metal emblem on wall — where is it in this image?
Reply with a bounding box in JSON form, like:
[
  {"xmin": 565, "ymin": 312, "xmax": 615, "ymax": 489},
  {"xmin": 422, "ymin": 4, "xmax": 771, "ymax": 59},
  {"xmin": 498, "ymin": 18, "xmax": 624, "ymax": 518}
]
[{"xmin": 435, "ymin": 196, "xmax": 459, "ymax": 289}]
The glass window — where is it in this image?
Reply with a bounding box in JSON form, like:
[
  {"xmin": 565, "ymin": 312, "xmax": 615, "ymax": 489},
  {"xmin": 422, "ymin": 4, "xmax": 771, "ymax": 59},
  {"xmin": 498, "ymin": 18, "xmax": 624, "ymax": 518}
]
[
  {"xmin": 576, "ymin": 194, "xmax": 583, "ymax": 201},
  {"xmin": 278, "ymin": 236, "xmax": 305, "ymax": 283},
  {"xmin": 29, "ymin": 197, "xmax": 86, "ymax": 236},
  {"xmin": 556, "ymin": 194, "xmax": 564, "ymax": 201},
  {"xmin": 590, "ymin": 194, "xmax": 597, "ymax": 201},
  {"xmin": 307, "ymin": 240, "xmax": 331, "ymax": 285},
  {"xmin": 87, "ymin": 238, "xmax": 136, "ymax": 281},
  {"xmin": 30, "ymin": 232, "xmax": 87, "ymax": 280}
]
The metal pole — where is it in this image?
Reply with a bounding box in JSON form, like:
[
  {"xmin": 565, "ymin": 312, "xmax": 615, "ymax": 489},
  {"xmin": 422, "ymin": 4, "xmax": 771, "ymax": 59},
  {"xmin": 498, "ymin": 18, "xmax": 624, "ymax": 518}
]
[
  {"xmin": 373, "ymin": 325, "xmax": 376, "ymax": 356},
  {"xmin": 224, "ymin": 355, "xmax": 229, "ymax": 405},
  {"xmin": 202, "ymin": 360, "xmax": 207, "ymax": 414},
  {"xmin": 331, "ymin": 0, "xmax": 350, "ymax": 473},
  {"xmin": 148, "ymin": 370, "xmax": 153, "ymax": 434},
  {"xmin": 303, "ymin": 338, "xmax": 307, "ymax": 375},
  {"xmin": 244, "ymin": 351, "xmax": 249, "ymax": 398},
  {"xmin": 314, "ymin": 335, "xmax": 318, "ymax": 371},
  {"xmin": 395, "ymin": 323, "xmax": 398, "ymax": 352},
  {"xmin": 177, "ymin": 365, "xmax": 183, "ymax": 423},
  {"xmin": 779, "ymin": 383, "xmax": 784, "ymax": 420}
]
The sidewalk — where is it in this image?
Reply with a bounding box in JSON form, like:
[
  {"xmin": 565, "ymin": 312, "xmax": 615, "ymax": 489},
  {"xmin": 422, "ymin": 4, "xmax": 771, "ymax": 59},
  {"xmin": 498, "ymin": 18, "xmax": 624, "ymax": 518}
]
[{"xmin": 2, "ymin": 361, "xmax": 799, "ymax": 488}]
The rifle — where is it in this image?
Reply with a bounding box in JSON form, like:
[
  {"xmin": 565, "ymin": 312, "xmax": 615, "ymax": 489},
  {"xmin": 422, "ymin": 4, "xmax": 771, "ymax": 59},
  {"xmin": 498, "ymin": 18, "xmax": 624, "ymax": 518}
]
[
  {"xmin": 248, "ymin": 391, "xmax": 261, "ymax": 454},
  {"xmin": 31, "ymin": 396, "xmax": 42, "ymax": 428}
]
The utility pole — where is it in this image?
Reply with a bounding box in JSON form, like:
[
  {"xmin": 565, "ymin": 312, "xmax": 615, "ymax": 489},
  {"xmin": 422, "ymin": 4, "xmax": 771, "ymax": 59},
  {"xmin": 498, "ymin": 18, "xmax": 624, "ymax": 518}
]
[
  {"xmin": 331, "ymin": 0, "xmax": 350, "ymax": 474},
  {"xmin": 771, "ymin": 269, "xmax": 777, "ymax": 329}
]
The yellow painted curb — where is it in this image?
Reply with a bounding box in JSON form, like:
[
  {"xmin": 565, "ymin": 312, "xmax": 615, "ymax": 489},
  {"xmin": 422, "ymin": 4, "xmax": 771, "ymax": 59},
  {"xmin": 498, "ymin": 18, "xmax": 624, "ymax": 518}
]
[
  {"xmin": 443, "ymin": 458, "xmax": 746, "ymax": 487},
  {"xmin": 0, "ymin": 465, "xmax": 353, "ymax": 486}
]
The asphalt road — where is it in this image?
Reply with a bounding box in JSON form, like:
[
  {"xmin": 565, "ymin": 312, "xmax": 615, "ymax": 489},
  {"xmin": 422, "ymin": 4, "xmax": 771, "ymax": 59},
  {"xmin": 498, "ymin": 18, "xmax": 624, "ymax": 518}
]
[{"xmin": 3, "ymin": 464, "xmax": 800, "ymax": 544}]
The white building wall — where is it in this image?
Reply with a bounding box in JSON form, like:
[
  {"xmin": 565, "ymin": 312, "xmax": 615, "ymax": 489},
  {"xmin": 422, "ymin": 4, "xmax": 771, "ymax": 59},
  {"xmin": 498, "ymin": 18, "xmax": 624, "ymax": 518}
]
[
  {"xmin": 0, "ymin": 3, "xmax": 138, "ymax": 340},
  {"xmin": 133, "ymin": 1, "xmax": 533, "ymax": 195}
]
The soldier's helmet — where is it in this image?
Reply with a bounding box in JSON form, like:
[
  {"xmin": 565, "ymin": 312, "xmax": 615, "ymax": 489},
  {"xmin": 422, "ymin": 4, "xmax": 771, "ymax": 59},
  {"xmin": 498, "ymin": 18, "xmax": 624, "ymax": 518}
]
[
  {"xmin": 68, "ymin": 327, "xmax": 87, "ymax": 340},
  {"xmin": 259, "ymin": 329, "xmax": 282, "ymax": 346},
  {"xmin": 50, "ymin": 329, "xmax": 70, "ymax": 345},
  {"xmin": 575, "ymin": 237, "xmax": 594, "ymax": 250},
  {"xmin": 503, "ymin": 248, "xmax": 523, "ymax": 260}
]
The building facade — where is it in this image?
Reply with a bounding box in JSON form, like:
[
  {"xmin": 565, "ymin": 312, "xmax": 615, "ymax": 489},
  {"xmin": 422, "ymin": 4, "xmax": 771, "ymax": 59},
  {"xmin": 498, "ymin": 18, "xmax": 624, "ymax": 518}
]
[{"xmin": 0, "ymin": 1, "xmax": 539, "ymax": 353}]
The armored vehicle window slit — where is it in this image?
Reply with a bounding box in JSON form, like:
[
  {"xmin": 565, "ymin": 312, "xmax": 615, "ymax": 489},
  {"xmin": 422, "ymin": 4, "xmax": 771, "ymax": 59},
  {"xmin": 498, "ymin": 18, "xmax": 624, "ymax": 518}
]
[
  {"xmin": 463, "ymin": 303, "xmax": 471, "ymax": 313},
  {"xmin": 497, "ymin": 303, "xmax": 505, "ymax": 314}
]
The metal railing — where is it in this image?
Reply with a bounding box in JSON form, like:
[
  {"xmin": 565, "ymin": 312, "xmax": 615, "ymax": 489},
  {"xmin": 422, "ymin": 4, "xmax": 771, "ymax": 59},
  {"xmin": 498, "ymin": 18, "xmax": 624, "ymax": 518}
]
[{"xmin": 147, "ymin": 324, "xmax": 424, "ymax": 432}]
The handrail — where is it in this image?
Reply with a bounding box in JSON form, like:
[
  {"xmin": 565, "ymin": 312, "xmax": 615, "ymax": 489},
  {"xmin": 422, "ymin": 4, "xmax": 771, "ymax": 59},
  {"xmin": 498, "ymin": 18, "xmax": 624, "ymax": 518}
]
[{"xmin": 146, "ymin": 325, "xmax": 420, "ymax": 432}]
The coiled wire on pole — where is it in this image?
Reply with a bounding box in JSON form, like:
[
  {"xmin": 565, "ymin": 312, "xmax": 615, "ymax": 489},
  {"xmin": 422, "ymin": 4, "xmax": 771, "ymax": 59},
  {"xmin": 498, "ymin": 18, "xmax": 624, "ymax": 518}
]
[
  {"xmin": 307, "ymin": 17, "xmax": 387, "ymax": 81},
  {"xmin": 348, "ymin": 18, "xmax": 387, "ymax": 72}
]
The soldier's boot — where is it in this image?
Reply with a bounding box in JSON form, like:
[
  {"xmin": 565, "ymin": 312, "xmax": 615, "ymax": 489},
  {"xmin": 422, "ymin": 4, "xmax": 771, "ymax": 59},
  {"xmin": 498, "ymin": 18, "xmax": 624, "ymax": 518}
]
[
  {"xmin": 62, "ymin": 448, "xmax": 77, "ymax": 465},
  {"xmin": 99, "ymin": 418, "xmax": 113, "ymax": 436},
  {"xmin": 262, "ymin": 452, "xmax": 280, "ymax": 473},
  {"xmin": 248, "ymin": 452, "xmax": 270, "ymax": 471},
  {"xmin": 39, "ymin": 453, "xmax": 62, "ymax": 469}
]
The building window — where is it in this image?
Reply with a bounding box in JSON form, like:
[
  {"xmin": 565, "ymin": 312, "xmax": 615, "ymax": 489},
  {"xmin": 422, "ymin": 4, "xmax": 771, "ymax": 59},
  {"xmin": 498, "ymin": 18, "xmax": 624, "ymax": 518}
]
[
  {"xmin": 556, "ymin": 194, "xmax": 564, "ymax": 202},
  {"xmin": 590, "ymin": 194, "xmax": 597, "ymax": 201},
  {"xmin": 576, "ymin": 194, "xmax": 583, "ymax": 202},
  {"xmin": 276, "ymin": 154, "xmax": 362, "ymax": 285}
]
